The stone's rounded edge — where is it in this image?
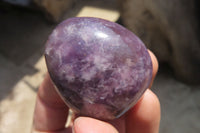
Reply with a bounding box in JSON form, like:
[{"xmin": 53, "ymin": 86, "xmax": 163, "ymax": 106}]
[{"xmin": 44, "ymin": 17, "xmax": 153, "ymax": 120}]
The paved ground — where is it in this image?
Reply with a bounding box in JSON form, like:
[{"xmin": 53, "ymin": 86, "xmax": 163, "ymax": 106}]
[{"xmin": 0, "ymin": 1, "xmax": 200, "ymax": 133}]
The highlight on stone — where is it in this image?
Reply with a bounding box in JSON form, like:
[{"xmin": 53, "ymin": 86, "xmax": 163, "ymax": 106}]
[{"xmin": 45, "ymin": 17, "xmax": 152, "ymax": 120}]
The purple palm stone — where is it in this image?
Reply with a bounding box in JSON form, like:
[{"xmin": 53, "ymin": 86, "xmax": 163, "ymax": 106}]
[{"xmin": 45, "ymin": 17, "xmax": 152, "ymax": 120}]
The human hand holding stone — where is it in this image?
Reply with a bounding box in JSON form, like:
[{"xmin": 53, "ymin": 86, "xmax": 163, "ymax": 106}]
[{"xmin": 32, "ymin": 17, "xmax": 160, "ymax": 133}]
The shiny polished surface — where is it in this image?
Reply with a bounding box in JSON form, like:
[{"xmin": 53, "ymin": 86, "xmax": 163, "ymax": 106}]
[{"xmin": 45, "ymin": 17, "xmax": 152, "ymax": 120}]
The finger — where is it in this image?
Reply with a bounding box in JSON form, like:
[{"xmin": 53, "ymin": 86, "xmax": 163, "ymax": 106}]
[
  {"xmin": 125, "ymin": 89, "xmax": 161, "ymax": 133},
  {"xmin": 148, "ymin": 50, "xmax": 159, "ymax": 88},
  {"xmin": 73, "ymin": 117, "xmax": 119, "ymax": 133},
  {"xmin": 33, "ymin": 74, "xmax": 69, "ymax": 132}
]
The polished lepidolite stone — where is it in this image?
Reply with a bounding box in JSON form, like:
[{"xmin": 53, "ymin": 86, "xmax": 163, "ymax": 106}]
[{"xmin": 45, "ymin": 17, "xmax": 152, "ymax": 120}]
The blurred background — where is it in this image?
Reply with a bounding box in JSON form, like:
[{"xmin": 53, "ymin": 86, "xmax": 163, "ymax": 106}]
[{"xmin": 0, "ymin": 0, "xmax": 199, "ymax": 132}]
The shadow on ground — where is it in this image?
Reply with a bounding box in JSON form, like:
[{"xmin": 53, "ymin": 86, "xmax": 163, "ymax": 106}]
[
  {"xmin": 0, "ymin": 0, "xmax": 119, "ymax": 102},
  {"xmin": 0, "ymin": 5, "xmax": 53, "ymax": 101}
]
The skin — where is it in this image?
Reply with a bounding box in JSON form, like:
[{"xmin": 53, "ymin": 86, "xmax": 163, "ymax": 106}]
[{"xmin": 32, "ymin": 50, "xmax": 160, "ymax": 133}]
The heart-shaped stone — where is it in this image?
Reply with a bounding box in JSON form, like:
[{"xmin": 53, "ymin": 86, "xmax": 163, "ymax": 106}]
[{"xmin": 45, "ymin": 17, "xmax": 152, "ymax": 120}]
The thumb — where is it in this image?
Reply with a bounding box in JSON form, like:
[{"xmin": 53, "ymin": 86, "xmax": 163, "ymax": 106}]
[{"xmin": 73, "ymin": 117, "xmax": 118, "ymax": 133}]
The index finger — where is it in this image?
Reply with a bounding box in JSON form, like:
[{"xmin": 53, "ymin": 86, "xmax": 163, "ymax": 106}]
[{"xmin": 32, "ymin": 74, "xmax": 69, "ymax": 132}]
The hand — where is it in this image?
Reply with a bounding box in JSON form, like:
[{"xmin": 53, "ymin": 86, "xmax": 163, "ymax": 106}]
[{"xmin": 32, "ymin": 50, "xmax": 160, "ymax": 133}]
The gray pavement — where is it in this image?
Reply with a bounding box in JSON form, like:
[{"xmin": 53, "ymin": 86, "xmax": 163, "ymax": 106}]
[
  {"xmin": 153, "ymin": 68, "xmax": 200, "ymax": 133},
  {"xmin": 0, "ymin": 1, "xmax": 200, "ymax": 133}
]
